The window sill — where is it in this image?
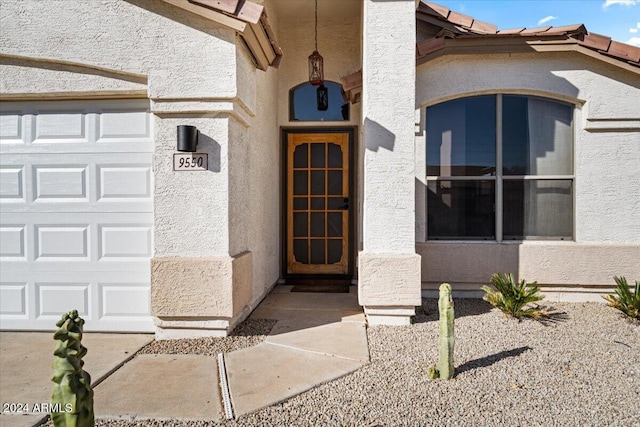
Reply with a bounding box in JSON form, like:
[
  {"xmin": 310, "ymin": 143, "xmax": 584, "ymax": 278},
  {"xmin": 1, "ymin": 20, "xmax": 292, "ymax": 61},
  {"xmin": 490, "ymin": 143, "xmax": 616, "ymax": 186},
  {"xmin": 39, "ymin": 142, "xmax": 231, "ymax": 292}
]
[{"xmin": 418, "ymin": 240, "xmax": 576, "ymax": 245}]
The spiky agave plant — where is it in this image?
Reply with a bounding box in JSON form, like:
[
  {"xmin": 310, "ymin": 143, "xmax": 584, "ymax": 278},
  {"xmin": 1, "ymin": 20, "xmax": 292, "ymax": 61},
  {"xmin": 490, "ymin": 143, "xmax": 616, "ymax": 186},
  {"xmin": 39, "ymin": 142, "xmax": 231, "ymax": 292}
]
[
  {"xmin": 482, "ymin": 273, "xmax": 548, "ymax": 320},
  {"xmin": 603, "ymin": 276, "xmax": 640, "ymax": 320}
]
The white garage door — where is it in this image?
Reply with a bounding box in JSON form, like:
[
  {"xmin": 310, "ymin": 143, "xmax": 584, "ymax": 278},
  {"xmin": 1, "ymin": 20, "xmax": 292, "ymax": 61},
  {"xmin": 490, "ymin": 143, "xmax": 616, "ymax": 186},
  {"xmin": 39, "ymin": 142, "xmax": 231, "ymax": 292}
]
[{"xmin": 0, "ymin": 100, "xmax": 154, "ymax": 332}]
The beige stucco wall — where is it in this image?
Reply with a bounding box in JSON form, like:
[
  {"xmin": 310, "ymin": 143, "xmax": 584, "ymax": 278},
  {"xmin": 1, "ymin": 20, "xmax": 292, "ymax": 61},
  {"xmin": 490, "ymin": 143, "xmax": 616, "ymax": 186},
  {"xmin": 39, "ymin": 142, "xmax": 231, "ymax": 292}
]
[
  {"xmin": 231, "ymin": 18, "xmax": 281, "ymax": 307},
  {"xmin": 358, "ymin": 0, "xmax": 421, "ymax": 324},
  {"xmin": 276, "ymin": 10, "xmax": 361, "ymax": 129},
  {"xmin": 0, "ymin": 0, "xmax": 238, "ymax": 98},
  {"xmin": 0, "ymin": 59, "xmax": 148, "ymax": 98},
  {"xmin": 416, "ymin": 51, "xmax": 640, "ymax": 299},
  {"xmin": 0, "ymin": 0, "xmax": 274, "ymax": 336},
  {"xmin": 151, "ymin": 252, "xmax": 252, "ymax": 318}
]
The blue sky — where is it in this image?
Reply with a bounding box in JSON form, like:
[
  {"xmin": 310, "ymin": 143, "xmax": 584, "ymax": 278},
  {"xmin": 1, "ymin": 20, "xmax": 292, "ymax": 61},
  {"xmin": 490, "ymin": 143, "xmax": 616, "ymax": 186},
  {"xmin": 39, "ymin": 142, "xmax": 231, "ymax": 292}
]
[{"xmin": 432, "ymin": 0, "xmax": 640, "ymax": 46}]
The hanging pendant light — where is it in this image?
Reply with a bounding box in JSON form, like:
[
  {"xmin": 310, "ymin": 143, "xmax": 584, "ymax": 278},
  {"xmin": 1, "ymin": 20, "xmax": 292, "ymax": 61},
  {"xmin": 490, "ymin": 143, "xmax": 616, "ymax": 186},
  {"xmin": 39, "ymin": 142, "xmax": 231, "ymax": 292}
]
[
  {"xmin": 308, "ymin": 0, "xmax": 324, "ymax": 86},
  {"xmin": 317, "ymin": 84, "xmax": 328, "ymax": 111}
]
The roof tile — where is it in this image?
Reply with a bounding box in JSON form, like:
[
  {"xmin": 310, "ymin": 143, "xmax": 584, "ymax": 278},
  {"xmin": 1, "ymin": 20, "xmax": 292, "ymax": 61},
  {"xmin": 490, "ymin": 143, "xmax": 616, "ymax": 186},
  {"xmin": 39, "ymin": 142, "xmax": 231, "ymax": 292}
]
[
  {"xmin": 416, "ymin": 2, "xmax": 639, "ymax": 69},
  {"xmin": 520, "ymin": 26, "xmax": 552, "ymax": 35},
  {"xmin": 497, "ymin": 28, "xmax": 525, "ymax": 35},
  {"xmin": 420, "ymin": 2, "xmax": 450, "ymax": 19},
  {"xmin": 579, "ymin": 33, "xmax": 612, "ymax": 51},
  {"xmin": 470, "ymin": 20, "xmax": 498, "ymax": 34},
  {"xmin": 607, "ymin": 40, "xmax": 640, "ymax": 63},
  {"xmin": 544, "ymin": 24, "xmax": 586, "ymax": 35},
  {"xmin": 447, "ymin": 11, "xmax": 474, "ymax": 28},
  {"xmin": 417, "ymin": 37, "xmax": 446, "ymax": 57}
]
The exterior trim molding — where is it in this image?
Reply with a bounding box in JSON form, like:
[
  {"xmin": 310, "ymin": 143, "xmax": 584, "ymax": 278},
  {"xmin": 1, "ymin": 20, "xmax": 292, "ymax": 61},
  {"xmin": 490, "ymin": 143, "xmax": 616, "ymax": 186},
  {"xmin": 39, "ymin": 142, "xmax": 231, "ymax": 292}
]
[
  {"xmin": 0, "ymin": 53, "xmax": 148, "ymax": 83},
  {"xmin": 150, "ymin": 98, "xmax": 254, "ymax": 127},
  {"xmin": 585, "ymin": 118, "xmax": 640, "ymax": 132}
]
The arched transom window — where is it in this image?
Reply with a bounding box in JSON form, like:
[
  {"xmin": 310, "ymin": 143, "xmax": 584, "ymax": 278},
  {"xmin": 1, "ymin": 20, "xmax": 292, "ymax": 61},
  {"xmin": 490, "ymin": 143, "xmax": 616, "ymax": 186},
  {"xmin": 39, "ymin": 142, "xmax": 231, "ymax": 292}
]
[{"xmin": 289, "ymin": 81, "xmax": 349, "ymax": 122}]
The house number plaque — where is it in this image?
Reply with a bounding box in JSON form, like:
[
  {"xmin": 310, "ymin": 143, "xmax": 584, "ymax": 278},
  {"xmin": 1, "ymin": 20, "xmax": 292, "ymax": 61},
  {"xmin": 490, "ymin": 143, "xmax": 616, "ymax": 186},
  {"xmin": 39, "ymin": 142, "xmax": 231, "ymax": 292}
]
[{"xmin": 173, "ymin": 153, "xmax": 208, "ymax": 171}]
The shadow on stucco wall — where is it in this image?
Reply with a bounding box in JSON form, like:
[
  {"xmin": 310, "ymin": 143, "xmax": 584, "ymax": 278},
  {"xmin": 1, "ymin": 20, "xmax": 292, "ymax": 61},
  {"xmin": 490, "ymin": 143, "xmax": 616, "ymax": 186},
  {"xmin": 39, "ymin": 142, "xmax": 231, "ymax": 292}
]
[
  {"xmin": 124, "ymin": 0, "xmax": 232, "ymax": 39},
  {"xmin": 198, "ymin": 133, "xmax": 221, "ymax": 173},
  {"xmin": 363, "ymin": 117, "xmax": 395, "ymax": 152}
]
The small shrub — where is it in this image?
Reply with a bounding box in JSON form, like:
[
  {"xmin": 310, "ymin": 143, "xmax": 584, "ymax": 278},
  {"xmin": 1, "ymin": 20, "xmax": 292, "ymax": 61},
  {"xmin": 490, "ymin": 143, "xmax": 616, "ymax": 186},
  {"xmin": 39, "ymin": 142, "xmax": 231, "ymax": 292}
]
[
  {"xmin": 482, "ymin": 273, "xmax": 549, "ymax": 320},
  {"xmin": 603, "ymin": 276, "xmax": 640, "ymax": 320}
]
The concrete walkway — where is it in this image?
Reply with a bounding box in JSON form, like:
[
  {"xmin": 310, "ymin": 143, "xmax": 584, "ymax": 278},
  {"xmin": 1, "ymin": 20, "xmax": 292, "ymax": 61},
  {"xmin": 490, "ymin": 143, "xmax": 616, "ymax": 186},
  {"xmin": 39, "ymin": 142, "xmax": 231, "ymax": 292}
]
[
  {"xmin": 0, "ymin": 332, "xmax": 153, "ymax": 427},
  {"xmin": 93, "ymin": 285, "xmax": 368, "ymax": 421},
  {"xmin": 224, "ymin": 285, "xmax": 369, "ymax": 418},
  {"xmin": 0, "ymin": 286, "xmax": 368, "ymax": 423}
]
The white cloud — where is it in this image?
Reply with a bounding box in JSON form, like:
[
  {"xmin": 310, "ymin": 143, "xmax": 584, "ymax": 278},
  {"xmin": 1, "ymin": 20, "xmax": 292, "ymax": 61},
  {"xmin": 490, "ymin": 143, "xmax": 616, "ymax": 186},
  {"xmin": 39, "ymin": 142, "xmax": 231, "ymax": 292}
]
[
  {"xmin": 630, "ymin": 22, "xmax": 640, "ymax": 32},
  {"xmin": 538, "ymin": 15, "xmax": 557, "ymax": 25},
  {"xmin": 626, "ymin": 36, "xmax": 640, "ymax": 46},
  {"xmin": 603, "ymin": 0, "xmax": 637, "ymax": 9}
]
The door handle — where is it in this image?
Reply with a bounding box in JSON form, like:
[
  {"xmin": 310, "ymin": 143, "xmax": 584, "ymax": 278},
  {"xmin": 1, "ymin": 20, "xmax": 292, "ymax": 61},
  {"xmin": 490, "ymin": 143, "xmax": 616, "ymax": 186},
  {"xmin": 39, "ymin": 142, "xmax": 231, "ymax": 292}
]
[{"xmin": 342, "ymin": 197, "xmax": 349, "ymax": 210}]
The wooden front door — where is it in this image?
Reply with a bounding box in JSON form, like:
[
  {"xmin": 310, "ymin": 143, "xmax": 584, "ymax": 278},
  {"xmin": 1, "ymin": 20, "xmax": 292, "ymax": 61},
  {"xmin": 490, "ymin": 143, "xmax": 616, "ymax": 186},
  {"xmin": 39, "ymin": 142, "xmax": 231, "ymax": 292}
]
[{"xmin": 286, "ymin": 131, "xmax": 351, "ymax": 275}]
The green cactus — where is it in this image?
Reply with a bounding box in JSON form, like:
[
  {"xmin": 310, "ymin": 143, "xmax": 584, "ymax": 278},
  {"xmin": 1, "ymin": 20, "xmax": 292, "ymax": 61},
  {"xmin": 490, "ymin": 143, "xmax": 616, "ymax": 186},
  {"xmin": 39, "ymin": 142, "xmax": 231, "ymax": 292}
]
[
  {"xmin": 428, "ymin": 283, "xmax": 455, "ymax": 380},
  {"xmin": 51, "ymin": 310, "xmax": 94, "ymax": 427}
]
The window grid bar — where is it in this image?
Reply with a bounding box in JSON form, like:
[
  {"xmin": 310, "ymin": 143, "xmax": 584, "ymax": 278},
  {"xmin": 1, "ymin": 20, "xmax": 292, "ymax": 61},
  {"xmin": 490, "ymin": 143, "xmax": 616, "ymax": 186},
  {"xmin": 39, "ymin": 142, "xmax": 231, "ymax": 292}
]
[
  {"xmin": 426, "ymin": 176, "xmax": 496, "ymax": 181},
  {"xmin": 424, "ymin": 176, "xmax": 576, "ymax": 180},
  {"xmin": 307, "ymin": 143, "xmax": 311, "ymax": 262},
  {"xmin": 502, "ymin": 175, "xmax": 575, "ymax": 180},
  {"xmin": 496, "ymin": 94, "xmax": 503, "ymax": 242},
  {"xmin": 325, "ymin": 142, "xmax": 328, "ymax": 264}
]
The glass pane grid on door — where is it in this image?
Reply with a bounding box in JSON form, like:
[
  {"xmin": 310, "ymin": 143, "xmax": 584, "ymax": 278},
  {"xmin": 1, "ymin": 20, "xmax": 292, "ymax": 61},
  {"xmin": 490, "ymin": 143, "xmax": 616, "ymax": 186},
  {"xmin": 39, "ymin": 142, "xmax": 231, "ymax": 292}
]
[
  {"xmin": 292, "ymin": 142, "xmax": 343, "ymax": 265},
  {"xmin": 287, "ymin": 134, "xmax": 349, "ymax": 274}
]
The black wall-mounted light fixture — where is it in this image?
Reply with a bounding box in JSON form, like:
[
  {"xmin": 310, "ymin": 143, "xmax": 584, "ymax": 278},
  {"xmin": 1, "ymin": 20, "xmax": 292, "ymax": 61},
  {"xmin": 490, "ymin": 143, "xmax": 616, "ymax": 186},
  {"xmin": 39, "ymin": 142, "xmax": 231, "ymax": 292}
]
[{"xmin": 177, "ymin": 125, "xmax": 198, "ymax": 152}]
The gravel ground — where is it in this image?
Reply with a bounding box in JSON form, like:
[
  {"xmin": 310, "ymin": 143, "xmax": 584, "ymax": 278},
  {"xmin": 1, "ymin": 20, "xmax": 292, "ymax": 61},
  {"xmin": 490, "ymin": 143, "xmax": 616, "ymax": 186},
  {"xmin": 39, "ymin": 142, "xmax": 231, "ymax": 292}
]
[
  {"xmin": 91, "ymin": 300, "xmax": 638, "ymax": 427},
  {"xmin": 137, "ymin": 319, "xmax": 278, "ymax": 356}
]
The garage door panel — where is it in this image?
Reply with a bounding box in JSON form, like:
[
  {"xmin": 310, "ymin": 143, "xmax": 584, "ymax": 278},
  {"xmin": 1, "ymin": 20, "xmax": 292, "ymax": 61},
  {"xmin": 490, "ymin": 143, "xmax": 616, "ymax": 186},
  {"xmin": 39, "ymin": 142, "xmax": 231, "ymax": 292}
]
[
  {"xmin": 1, "ymin": 100, "xmax": 152, "ymax": 154},
  {"xmin": 36, "ymin": 282, "xmax": 90, "ymax": 318},
  {"xmin": 0, "ymin": 225, "xmax": 26, "ymax": 258},
  {"xmin": 99, "ymin": 283, "xmax": 150, "ymax": 318},
  {"xmin": 98, "ymin": 109, "xmax": 150, "ymax": 141},
  {"xmin": 0, "ymin": 111, "xmax": 24, "ymax": 143},
  {"xmin": 0, "ymin": 166, "xmax": 25, "ymax": 199},
  {"xmin": 33, "ymin": 111, "xmax": 88, "ymax": 143},
  {"xmin": 2, "ymin": 212, "xmax": 152, "ymax": 268},
  {"xmin": 34, "ymin": 165, "xmax": 89, "ymax": 200},
  {"xmin": 36, "ymin": 225, "xmax": 90, "ymax": 260},
  {"xmin": 0, "ymin": 141, "xmax": 154, "ymax": 155},
  {"xmin": 98, "ymin": 164, "xmax": 151, "ymax": 199},
  {"xmin": 1, "ymin": 153, "xmax": 152, "ymax": 212},
  {"xmin": 0, "ymin": 283, "xmax": 27, "ymax": 316},
  {"xmin": 99, "ymin": 225, "xmax": 152, "ymax": 259},
  {"xmin": 0, "ymin": 100, "xmax": 153, "ymax": 332},
  {"xmin": 0, "ymin": 272, "xmax": 152, "ymax": 332}
]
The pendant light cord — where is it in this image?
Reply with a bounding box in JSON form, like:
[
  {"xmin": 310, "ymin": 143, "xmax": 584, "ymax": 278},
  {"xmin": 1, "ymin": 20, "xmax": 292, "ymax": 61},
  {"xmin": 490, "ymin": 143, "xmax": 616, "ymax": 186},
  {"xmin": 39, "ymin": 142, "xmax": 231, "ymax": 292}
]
[{"xmin": 314, "ymin": 0, "xmax": 318, "ymax": 52}]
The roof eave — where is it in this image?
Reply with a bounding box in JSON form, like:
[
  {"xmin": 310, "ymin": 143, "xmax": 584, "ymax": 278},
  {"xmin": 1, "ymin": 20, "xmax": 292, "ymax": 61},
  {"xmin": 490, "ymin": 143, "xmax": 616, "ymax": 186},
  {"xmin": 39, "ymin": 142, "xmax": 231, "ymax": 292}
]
[
  {"xmin": 159, "ymin": 0, "xmax": 281, "ymax": 70},
  {"xmin": 416, "ymin": 37, "xmax": 640, "ymax": 74}
]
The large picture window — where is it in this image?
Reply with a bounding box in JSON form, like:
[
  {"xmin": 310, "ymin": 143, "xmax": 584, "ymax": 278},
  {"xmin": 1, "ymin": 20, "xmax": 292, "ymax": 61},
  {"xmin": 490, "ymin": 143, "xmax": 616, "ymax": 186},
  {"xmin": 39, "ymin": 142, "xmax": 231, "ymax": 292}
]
[{"xmin": 426, "ymin": 95, "xmax": 573, "ymax": 241}]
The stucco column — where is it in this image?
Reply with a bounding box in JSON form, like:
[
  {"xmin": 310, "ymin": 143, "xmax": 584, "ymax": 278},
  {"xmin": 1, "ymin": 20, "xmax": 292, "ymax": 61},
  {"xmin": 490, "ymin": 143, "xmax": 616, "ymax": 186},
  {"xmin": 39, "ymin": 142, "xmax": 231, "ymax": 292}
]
[
  {"xmin": 359, "ymin": 0, "xmax": 421, "ymax": 325},
  {"xmin": 148, "ymin": 39, "xmax": 255, "ymax": 339}
]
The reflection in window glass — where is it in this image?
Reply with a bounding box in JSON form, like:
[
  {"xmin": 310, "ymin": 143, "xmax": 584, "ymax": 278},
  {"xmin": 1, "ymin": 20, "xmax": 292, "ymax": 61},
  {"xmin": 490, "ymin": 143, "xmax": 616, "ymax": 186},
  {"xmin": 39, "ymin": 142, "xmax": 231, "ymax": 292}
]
[
  {"xmin": 503, "ymin": 96, "xmax": 572, "ymax": 175},
  {"xmin": 427, "ymin": 180, "xmax": 495, "ymax": 239},
  {"xmin": 290, "ymin": 81, "xmax": 349, "ymax": 121},
  {"xmin": 503, "ymin": 180, "xmax": 573, "ymax": 239},
  {"xmin": 426, "ymin": 94, "xmax": 574, "ymax": 241},
  {"xmin": 426, "ymin": 96, "xmax": 496, "ymax": 176}
]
